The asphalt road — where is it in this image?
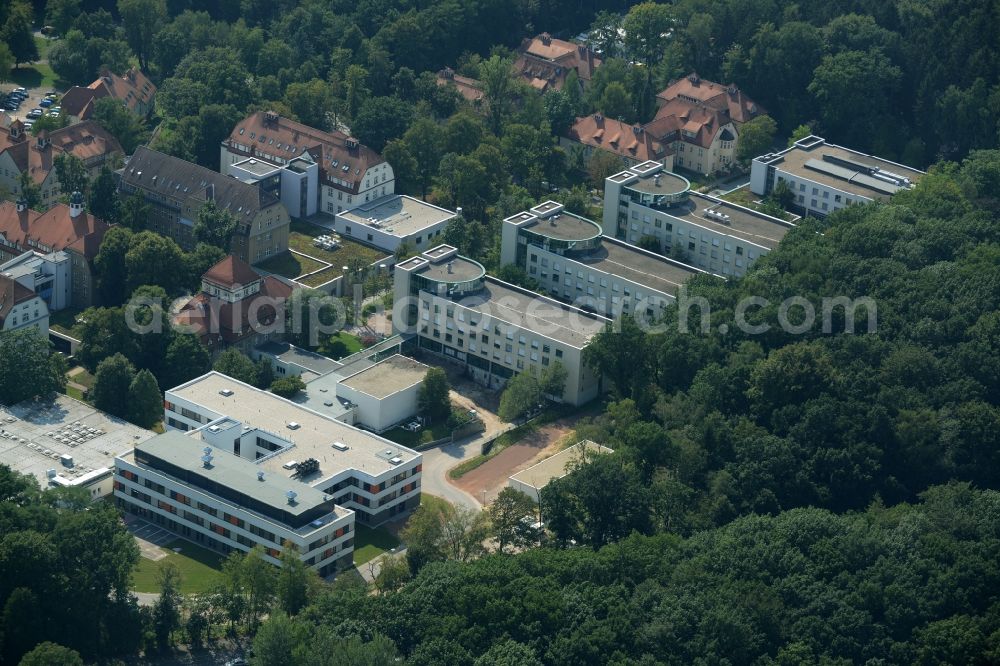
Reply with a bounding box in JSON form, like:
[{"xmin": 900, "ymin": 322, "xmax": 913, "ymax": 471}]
[{"xmin": 418, "ymin": 433, "xmax": 484, "ymax": 510}]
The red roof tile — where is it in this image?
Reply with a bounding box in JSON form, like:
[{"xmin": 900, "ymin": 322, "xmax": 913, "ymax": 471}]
[
  {"xmin": 0, "ymin": 274, "xmax": 38, "ymax": 326},
  {"xmin": 223, "ymin": 112, "xmax": 384, "ymax": 194},
  {"xmin": 203, "ymin": 255, "xmax": 262, "ymax": 288},
  {"xmin": 0, "ymin": 200, "xmax": 110, "ymax": 260},
  {"xmin": 566, "ymin": 114, "xmax": 672, "ymax": 163}
]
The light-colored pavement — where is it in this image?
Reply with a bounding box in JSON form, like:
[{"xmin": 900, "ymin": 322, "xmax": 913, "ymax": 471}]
[
  {"xmin": 416, "ymin": 378, "xmax": 512, "ymax": 511},
  {"xmin": 419, "ymin": 433, "xmax": 484, "ymax": 510},
  {"xmin": 356, "ymin": 546, "xmax": 407, "ymax": 584}
]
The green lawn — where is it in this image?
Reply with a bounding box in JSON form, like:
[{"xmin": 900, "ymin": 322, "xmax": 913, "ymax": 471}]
[
  {"xmin": 720, "ymin": 186, "xmax": 759, "ymax": 207},
  {"xmin": 383, "ymin": 421, "xmax": 452, "ymax": 448},
  {"xmin": 8, "ymin": 62, "xmax": 59, "ymax": 91},
  {"xmin": 297, "ymin": 267, "xmax": 342, "ymax": 287},
  {"xmin": 352, "ymin": 524, "xmax": 400, "ymax": 565},
  {"xmin": 71, "ymin": 369, "xmax": 96, "ymax": 390},
  {"xmin": 720, "ymin": 186, "xmax": 791, "ymax": 220},
  {"xmin": 289, "ymin": 220, "xmax": 387, "ymax": 271},
  {"xmin": 419, "ymin": 494, "xmax": 452, "ymax": 515},
  {"xmin": 319, "ymin": 331, "xmax": 364, "ymax": 360},
  {"xmin": 65, "ymin": 386, "xmax": 86, "ymax": 401},
  {"xmin": 256, "ymin": 251, "xmax": 328, "ymax": 280},
  {"xmin": 132, "ymin": 539, "xmax": 224, "ymax": 594},
  {"xmin": 48, "ymin": 307, "xmax": 84, "ymax": 337}
]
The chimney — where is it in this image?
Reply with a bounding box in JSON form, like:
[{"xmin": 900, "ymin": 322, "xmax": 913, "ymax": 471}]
[
  {"xmin": 15, "ymin": 198, "xmax": 27, "ymax": 213},
  {"xmin": 447, "ymin": 261, "xmax": 453, "ymax": 274},
  {"xmin": 540, "ymin": 33, "xmax": 551, "ymax": 45},
  {"xmin": 206, "ymin": 183, "xmax": 215, "ymax": 201},
  {"xmin": 69, "ymin": 191, "xmax": 85, "ymax": 218}
]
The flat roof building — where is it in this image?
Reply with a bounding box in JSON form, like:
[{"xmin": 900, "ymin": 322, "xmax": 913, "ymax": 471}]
[
  {"xmin": 501, "ymin": 200, "xmax": 712, "ymax": 318},
  {"xmin": 335, "ymin": 355, "xmax": 430, "ymax": 433},
  {"xmin": 165, "ymin": 372, "xmax": 421, "ymax": 481},
  {"xmin": 394, "ymin": 245, "xmax": 609, "ymax": 405},
  {"xmin": 1, "ymin": 394, "xmax": 155, "ymax": 499},
  {"xmin": 604, "ymin": 161, "xmax": 797, "ymax": 277},
  {"xmin": 250, "ymin": 337, "xmax": 428, "ymax": 433},
  {"xmin": 750, "ymin": 135, "xmax": 924, "ymax": 217},
  {"xmin": 115, "ymin": 430, "xmax": 356, "ymax": 575},
  {"xmin": 334, "ymin": 195, "xmax": 456, "ymax": 253},
  {"xmin": 507, "ymin": 440, "xmax": 612, "ymax": 502},
  {"xmin": 127, "ymin": 371, "xmax": 423, "ymax": 572}
]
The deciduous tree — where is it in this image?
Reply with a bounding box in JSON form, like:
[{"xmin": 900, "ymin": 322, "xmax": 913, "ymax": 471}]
[
  {"xmin": 498, "ymin": 372, "xmax": 541, "ymax": 422},
  {"xmin": 735, "ymin": 114, "xmax": 777, "ymax": 164},
  {"xmin": 417, "ymin": 367, "xmax": 451, "ymax": 422},
  {"xmin": 127, "ymin": 369, "xmax": 162, "ymax": 428},
  {"xmin": 92, "ymin": 353, "xmax": 136, "ymax": 418},
  {"xmin": 488, "ymin": 487, "xmax": 537, "ymax": 553},
  {"xmin": 117, "ymin": 0, "xmax": 166, "ymax": 71},
  {"xmin": 0, "ymin": 329, "xmax": 66, "ymax": 404},
  {"xmin": 213, "ymin": 348, "xmax": 260, "ymax": 386}
]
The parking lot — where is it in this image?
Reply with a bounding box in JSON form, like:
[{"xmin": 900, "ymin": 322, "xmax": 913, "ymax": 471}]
[
  {"xmin": 2, "ymin": 85, "xmax": 63, "ymax": 130},
  {"xmin": 125, "ymin": 515, "xmax": 174, "ymax": 561}
]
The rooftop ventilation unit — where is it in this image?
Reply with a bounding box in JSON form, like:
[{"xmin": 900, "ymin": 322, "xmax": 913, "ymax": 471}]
[
  {"xmin": 389, "ymin": 456, "xmax": 403, "ymax": 465},
  {"xmin": 332, "ymin": 441, "xmax": 348, "ymax": 451},
  {"xmin": 257, "ymin": 471, "xmax": 265, "ymax": 481},
  {"xmin": 282, "ymin": 460, "xmax": 298, "ymax": 470},
  {"xmin": 208, "ymin": 425, "xmax": 220, "ymax": 433},
  {"xmin": 287, "ymin": 421, "xmax": 300, "ymax": 430},
  {"xmin": 286, "ymin": 490, "xmax": 297, "ymax": 504},
  {"xmin": 219, "ymin": 388, "xmax": 234, "ymax": 397}
]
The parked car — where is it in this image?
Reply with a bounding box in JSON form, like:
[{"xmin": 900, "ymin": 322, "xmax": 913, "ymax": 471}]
[
  {"xmin": 27, "ymin": 108, "xmax": 42, "ymax": 119},
  {"xmin": 23, "ymin": 120, "xmax": 33, "ymax": 129},
  {"xmin": 4, "ymin": 102, "xmax": 18, "ymax": 111},
  {"xmin": 45, "ymin": 93, "xmax": 58, "ymax": 101},
  {"xmin": 12, "ymin": 87, "xmax": 26, "ymax": 95},
  {"xmin": 39, "ymin": 98, "xmax": 53, "ymax": 108},
  {"xmin": 47, "ymin": 110, "xmax": 60, "ymax": 117}
]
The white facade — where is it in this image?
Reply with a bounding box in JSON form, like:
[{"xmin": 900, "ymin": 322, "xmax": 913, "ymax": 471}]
[
  {"xmin": 603, "ymin": 163, "xmax": 795, "ymax": 278},
  {"xmin": 394, "ymin": 246, "xmax": 609, "ymax": 406},
  {"xmin": 334, "ymin": 195, "xmax": 455, "ymax": 254},
  {"xmin": 0, "ymin": 289, "xmax": 49, "ymax": 336},
  {"xmin": 335, "ymin": 381, "xmax": 419, "ymax": 434},
  {"xmin": 750, "ymin": 135, "xmax": 923, "ymax": 217},
  {"xmin": 500, "ymin": 202, "xmax": 707, "ymax": 319},
  {"xmin": 163, "ymin": 372, "xmax": 422, "ymax": 527},
  {"xmin": 114, "ymin": 431, "xmax": 356, "ymax": 575},
  {"xmin": 1, "ymin": 250, "xmax": 72, "ymax": 312},
  {"xmin": 230, "ymin": 157, "xmax": 320, "ymax": 219},
  {"xmin": 220, "ymin": 149, "xmax": 395, "ymax": 217}
]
